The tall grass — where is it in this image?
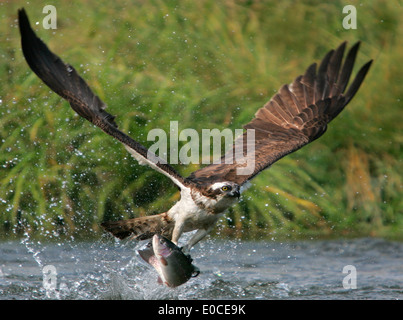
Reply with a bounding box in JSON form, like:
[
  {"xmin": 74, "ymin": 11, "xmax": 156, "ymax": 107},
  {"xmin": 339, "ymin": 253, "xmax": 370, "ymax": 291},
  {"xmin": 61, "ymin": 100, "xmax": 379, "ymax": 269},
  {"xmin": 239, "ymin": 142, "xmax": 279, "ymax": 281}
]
[{"xmin": 0, "ymin": 0, "xmax": 401, "ymax": 240}]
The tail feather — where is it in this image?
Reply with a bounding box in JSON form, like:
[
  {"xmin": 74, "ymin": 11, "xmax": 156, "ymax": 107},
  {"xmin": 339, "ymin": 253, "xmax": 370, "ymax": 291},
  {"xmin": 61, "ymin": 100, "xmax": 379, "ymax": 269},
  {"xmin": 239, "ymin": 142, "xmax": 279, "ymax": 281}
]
[{"xmin": 101, "ymin": 212, "xmax": 173, "ymax": 240}]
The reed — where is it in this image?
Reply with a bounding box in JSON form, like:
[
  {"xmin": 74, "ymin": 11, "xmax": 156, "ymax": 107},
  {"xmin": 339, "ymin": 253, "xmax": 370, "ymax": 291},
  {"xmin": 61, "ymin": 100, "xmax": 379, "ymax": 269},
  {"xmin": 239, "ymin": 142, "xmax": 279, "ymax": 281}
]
[{"xmin": 0, "ymin": 0, "xmax": 401, "ymax": 240}]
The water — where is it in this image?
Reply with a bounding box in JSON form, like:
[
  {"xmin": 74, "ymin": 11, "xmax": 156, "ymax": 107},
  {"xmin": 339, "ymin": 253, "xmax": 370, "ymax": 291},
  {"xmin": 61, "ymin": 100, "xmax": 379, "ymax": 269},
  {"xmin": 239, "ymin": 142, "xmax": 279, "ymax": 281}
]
[{"xmin": 0, "ymin": 237, "xmax": 402, "ymax": 300}]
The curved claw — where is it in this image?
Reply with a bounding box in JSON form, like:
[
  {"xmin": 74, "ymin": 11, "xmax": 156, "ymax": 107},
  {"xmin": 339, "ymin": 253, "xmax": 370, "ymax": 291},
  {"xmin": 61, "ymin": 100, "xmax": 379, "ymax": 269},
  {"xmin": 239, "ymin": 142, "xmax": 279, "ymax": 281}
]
[{"xmin": 191, "ymin": 266, "xmax": 200, "ymax": 278}]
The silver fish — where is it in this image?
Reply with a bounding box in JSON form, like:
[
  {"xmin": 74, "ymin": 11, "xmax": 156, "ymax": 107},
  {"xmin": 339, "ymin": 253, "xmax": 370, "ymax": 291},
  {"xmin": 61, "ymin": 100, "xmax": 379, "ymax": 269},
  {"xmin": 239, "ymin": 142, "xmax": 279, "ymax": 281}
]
[{"xmin": 138, "ymin": 234, "xmax": 200, "ymax": 288}]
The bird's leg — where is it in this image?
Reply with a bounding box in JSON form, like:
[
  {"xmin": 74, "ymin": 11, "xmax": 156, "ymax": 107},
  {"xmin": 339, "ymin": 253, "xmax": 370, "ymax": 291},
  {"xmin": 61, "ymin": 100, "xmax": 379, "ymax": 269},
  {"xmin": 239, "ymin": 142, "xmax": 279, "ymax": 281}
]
[
  {"xmin": 181, "ymin": 227, "xmax": 212, "ymax": 253},
  {"xmin": 170, "ymin": 219, "xmax": 185, "ymax": 246},
  {"xmin": 171, "ymin": 221, "xmax": 195, "ymax": 263}
]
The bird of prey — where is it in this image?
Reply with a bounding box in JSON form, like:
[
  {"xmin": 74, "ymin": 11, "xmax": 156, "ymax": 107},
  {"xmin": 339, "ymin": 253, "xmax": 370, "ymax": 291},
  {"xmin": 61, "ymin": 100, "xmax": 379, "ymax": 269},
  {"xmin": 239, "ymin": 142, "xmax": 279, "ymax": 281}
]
[{"xmin": 18, "ymin": 8, "xmax": 372, "ymax": 252}]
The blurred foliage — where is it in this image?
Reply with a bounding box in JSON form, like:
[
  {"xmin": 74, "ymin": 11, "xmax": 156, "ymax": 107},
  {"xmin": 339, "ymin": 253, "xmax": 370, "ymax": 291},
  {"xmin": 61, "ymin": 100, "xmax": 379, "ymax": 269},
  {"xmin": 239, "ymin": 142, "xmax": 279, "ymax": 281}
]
[{"xmin": 0, "ymin": 0, "xmax": 402, "ymax": 240}]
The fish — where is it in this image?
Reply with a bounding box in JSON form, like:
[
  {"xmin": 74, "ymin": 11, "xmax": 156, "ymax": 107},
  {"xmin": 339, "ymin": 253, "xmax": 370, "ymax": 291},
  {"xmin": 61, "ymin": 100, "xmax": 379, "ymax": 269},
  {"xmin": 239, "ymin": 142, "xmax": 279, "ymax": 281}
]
[{"xmin": 138, "ymin": 234, "xmax": 200, "ymax": 288}]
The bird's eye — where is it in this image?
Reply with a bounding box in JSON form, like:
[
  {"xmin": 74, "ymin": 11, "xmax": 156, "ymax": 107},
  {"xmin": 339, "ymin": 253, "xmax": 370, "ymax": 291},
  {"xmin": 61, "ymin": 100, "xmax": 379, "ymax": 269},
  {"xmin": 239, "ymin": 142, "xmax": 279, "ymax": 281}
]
[{"xmin": 221, "ymin": 186, "xmax": 231, "ymax": 191}]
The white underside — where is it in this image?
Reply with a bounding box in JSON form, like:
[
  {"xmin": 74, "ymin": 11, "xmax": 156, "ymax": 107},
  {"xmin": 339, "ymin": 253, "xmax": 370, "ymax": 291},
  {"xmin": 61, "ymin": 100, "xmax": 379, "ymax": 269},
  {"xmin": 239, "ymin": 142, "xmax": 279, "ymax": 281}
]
[{"xmin": 124, "ymin": 144, "xmax": 240, "ymax": 250}]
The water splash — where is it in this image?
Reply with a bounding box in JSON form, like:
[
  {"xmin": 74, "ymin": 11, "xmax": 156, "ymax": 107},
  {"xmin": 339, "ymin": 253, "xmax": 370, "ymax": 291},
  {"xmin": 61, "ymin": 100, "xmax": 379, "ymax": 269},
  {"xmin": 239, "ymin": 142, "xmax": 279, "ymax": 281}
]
[
  {"xmin": 3, "ymin": 237, "xmax": 402, "ymax": 299},
  {"xmin": 20, "ymin": 231, "xmax": 60, "ymax": 299}
]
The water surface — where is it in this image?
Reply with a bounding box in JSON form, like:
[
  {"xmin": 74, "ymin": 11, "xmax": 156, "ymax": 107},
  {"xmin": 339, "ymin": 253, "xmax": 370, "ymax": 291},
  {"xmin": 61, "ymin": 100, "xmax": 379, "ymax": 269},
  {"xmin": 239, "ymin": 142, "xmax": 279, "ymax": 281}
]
[{"xmin": 0, "ymin": 237, "xmax": 402, "ymax": 299}]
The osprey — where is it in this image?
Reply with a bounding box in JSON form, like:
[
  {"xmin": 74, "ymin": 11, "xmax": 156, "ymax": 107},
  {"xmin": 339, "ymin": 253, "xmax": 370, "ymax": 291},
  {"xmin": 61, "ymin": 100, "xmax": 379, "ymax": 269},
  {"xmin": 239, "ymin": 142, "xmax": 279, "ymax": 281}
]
[{"xmin": 18, "ymin": 9, "xmax": 372, "ymax": 252}]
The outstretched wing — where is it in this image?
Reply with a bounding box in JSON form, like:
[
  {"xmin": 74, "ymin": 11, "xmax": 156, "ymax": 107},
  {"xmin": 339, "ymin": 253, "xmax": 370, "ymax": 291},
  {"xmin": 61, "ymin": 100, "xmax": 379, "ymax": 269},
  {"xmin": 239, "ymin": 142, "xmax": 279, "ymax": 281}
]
[
  {"xmin": 186, "ymin": 42, "xmax": 372, "ymax": 186},
  {"xmin": 18, "ymin": 8, "xmax": 187, "ymax": 190}
]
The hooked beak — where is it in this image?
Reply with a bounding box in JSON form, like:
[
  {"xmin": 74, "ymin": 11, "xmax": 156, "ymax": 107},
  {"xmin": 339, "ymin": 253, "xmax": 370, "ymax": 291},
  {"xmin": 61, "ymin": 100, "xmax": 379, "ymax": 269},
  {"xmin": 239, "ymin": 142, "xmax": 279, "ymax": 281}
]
[{"xmin": 231, "ymin": 188, "xmax": 241, "ymax": 198}]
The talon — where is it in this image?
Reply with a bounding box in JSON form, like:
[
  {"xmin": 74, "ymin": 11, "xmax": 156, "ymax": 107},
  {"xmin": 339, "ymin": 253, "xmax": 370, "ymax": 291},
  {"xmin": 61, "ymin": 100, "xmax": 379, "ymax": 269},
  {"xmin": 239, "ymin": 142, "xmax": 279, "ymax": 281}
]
[{"xmin": 191, "ymin": 266, "xmax": 200, "ymax": 278}]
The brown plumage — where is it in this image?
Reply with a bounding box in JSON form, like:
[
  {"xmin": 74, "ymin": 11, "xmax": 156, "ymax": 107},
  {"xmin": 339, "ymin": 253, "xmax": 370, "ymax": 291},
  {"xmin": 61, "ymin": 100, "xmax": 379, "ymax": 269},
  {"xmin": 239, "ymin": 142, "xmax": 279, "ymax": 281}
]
[
  {"xmin": 101, "ymin": 212, "xmax": 173, "ymax": 240},
  {"xmin": 17, "ymin": 8, "xmax": 186, "ymax": 191},
  {"xmin": 186, "ymin": 42, "xmax": 373, "ymax": 186}
]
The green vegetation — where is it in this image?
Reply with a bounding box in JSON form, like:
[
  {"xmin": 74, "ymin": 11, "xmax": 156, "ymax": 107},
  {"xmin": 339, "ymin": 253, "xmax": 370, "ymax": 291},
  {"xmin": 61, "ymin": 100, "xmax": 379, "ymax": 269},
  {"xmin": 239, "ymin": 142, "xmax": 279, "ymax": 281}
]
[{"xmin": 0, "ymin": 0, "xmax": 401, "ymax": 240}]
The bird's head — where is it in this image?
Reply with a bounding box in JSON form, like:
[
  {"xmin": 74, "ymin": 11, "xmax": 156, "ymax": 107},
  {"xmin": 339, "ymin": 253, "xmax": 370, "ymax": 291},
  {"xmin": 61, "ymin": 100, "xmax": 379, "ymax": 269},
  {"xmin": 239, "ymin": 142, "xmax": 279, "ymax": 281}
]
[
  {"xmin": 191, "ymin": 181, "xmax": 241, "ymax": 213},
  {"xmin": 207, "ymin": 182, "xmax": 241, "ymax": 199}
]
